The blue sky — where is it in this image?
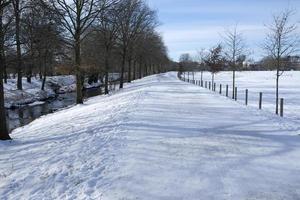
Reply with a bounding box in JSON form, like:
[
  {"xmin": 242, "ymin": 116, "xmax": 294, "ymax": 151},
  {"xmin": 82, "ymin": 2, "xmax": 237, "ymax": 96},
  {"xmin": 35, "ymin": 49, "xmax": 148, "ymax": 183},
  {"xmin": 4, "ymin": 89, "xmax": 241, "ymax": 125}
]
[{"xmin": 147, "ymin": 0, "xmax": 300, "ymax": 61}]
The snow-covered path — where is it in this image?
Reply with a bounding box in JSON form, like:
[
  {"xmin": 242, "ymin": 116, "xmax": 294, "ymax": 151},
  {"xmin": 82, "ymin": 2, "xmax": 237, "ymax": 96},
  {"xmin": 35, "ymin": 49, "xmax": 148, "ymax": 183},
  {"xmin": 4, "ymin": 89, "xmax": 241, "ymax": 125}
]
[{"xmin": 1, "ymin": 72, "xmax": 300, "ymax": 200}]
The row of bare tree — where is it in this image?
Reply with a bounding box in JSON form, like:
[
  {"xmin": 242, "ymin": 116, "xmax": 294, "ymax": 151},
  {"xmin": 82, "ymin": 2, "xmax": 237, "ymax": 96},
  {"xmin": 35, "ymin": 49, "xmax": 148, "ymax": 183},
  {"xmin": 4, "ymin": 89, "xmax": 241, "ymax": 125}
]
[
  {"xmin": 179, "ymin": 9, "xmax": 299, "ymax": 117},
  {"xmin": 0, "ymin": 0, "xmax": 171, "ymax": 140}
]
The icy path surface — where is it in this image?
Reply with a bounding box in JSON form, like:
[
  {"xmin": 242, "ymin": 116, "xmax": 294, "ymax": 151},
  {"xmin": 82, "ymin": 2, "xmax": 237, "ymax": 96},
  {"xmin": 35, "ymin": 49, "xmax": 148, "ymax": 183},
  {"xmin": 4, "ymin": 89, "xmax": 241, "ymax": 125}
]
[{"xmin": 1, "ymin": 72, "xmax": 300, "ymax": 200}]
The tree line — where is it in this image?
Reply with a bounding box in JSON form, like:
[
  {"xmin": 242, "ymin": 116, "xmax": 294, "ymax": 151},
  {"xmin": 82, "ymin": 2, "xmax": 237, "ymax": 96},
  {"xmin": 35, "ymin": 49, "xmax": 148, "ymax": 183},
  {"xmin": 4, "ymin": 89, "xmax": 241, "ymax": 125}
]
[
  {"xmin": 0, "ymin": 0, "xmax": 172, "ymax": 140},
  {"xmin": 179, "ymin": 9, "xmax": 299, "ymax": 117}
]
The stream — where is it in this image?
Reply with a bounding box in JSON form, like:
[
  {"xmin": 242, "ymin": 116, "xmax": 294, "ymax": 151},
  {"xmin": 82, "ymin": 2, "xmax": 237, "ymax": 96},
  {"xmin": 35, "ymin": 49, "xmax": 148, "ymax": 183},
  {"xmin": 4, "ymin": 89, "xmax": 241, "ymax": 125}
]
[{"xmin": 6, "ymin": 87, "xmax": 103, "ymax": 132}]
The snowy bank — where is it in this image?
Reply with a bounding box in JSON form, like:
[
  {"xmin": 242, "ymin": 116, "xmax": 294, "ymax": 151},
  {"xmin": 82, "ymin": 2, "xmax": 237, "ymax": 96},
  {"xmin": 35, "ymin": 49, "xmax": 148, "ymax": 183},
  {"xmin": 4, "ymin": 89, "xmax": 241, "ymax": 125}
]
[
  {"xmin": 1, "ymin": 72, "xmax": 300, "ymax": 199},
  {"xmin": 4, "ymin": 76, "xmax": 103, "ymax": 108},
  {"xmin": 4, "ymin": 78, "xmax": 56, "ymax": 108}
]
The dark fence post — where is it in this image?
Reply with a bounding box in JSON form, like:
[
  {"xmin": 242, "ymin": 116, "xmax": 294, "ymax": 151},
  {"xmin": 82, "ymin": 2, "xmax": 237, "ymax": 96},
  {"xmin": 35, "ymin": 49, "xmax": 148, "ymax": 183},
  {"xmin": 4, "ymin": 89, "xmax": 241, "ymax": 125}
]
[
  {"xmin": 201, "ymin": 80, "xmax": 203, "ymax": 87},
  {"xmin": 205, "ymin": 81, "xmax": 207, "ymax": 88},
  {"xmin": 214, "ymin": 83, "xmax": 216, "ymax": 92},
  {"xmin": 280, "ymin": 98, "xmax": 284, "ymax": 117},
  {"xmin": 219, "ymin": 84, "xmax": 222, "ymax": 94},
  {"xmin": 235, "ymin": 87, "xmax": 237, "ymax": 101},
  {"xmin": 245, "ymin": 89, "xmax": 248, "ymax": 105},
  {"xmin": 209, "ymin": 82, "xmax": 211, "ymax": 90},
  {"xmin": 226, "ymin": 85, "xmax": 228, "ymax": 97},
  {"xmin": 259, "ymin": 92, "xmax": 263, "ymax": 109}
]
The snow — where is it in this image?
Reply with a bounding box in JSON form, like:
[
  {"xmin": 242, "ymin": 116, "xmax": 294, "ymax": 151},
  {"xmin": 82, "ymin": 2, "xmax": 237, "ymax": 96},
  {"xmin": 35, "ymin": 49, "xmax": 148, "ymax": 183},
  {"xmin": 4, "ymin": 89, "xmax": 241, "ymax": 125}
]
[
  {"xmin": 4, "ymin": 76, "xmax": 104, "ymax": 108},
  {"xmin": 4, "ymin": 78, "xmax": 55, "ymax": 108},
  {"xmin": 193, "ymin": 71, "xmax": 300, "ymax": 122},
  {"xmin": 1, "ymin": 72, "xmax": 300, "ymax": 199},
  {"xmin": 27, "ymin": 101, "xmax": 46, "ymax": 107}
]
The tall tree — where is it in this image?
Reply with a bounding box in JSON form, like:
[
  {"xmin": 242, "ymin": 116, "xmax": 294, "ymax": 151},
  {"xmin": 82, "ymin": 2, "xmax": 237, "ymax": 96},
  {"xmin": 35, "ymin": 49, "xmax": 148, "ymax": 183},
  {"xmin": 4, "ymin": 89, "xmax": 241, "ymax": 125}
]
[
  {"xmin": 49, "ymin": 0, "xmax": 113, "ymax": 104},
  {"xmin": 97, "ymin": 5, "xmax": 118, "ymax": 94},
  {"xmin": 115, "ymin": 0, "xmax": 157, "ymax": 88},
  {"xmin": 1, "ymin": 3, "xmax": 12, "ymax": 84},
  {"xmin": 263, "ymin": 9, "xmax": 299, "ymax": 114},
  {"xmin": 204, "ymin": 44, "xmax": 223, "ymax": 86},
  {"xmin": 197, "ymin": 48, "xmax": 207, "ymax": 84},
  {"xmin": 23, "ymin": 0, "xmax": 63, "ymax": 90},
  {"xmin": 0, "ymin": 0, "xmax": 11, "ymax": 140},
  {"xmin": 12, "ymin": 0, "xmax": 25, "ymax": 90},
  {"xmin": 222, "ymin": 25, "xmax": 246, "ymax": 99}
]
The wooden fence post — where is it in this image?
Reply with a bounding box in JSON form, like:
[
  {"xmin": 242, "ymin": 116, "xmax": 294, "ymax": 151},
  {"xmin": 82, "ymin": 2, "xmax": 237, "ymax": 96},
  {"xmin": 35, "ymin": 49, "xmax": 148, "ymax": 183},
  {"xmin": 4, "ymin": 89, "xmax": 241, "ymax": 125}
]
[
  {"xmin": 209, "ymin": 82, "xmax": 211, "ymax": 90},
  {"xmin": 259, "ymin": 92, "xmax": 263, "ymax": 109},
  {"xmin": 201, "ymin": 80, "xmax": 203, "ymax": 87},
  {"xmin": 205, "ymin": 81, "xmax": 207, "ymax": 88},
  {"xmin": 245, "ymin": 89, "xmax": 248, "ymax": 105},
  {"xmin": 280, "ymin": 98, "xmax": 284, "ymax": 117},
  {"xmin": 235, "ymin": 87, "xmax": 237, "ymax": 101},
  {"xmin": 226, "ymin": 85, "xmax": 228, "ymax": 97},
  {"xmin": 214, "ymin": 83, "xmax": 216, "ymax": 92},
  {"xmin": 219, "ymin": 84, "xmax": 222, "ymax": 94}
]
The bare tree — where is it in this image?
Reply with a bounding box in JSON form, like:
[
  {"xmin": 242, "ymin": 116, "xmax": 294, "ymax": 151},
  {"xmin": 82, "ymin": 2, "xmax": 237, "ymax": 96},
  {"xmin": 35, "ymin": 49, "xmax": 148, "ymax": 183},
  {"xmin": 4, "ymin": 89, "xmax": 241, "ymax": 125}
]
[
  {"xmin": 0, "ymin": 0, "xmax": 11, "ymax": 140},
  {"xmin": 204, "ymin": 44, "xmax": 223, "ymax": 86},
  {"xmin": 115, "ymin": 0, "xmax": 157, "ymax": 88},
  {"xmin": 179, "ymin": 53, "xmax": 192, "ymax": 79},
  {"xmin": 135, "ymin": 31, "xmax": 167, "ymax": 76},
  {"xmin": 196, "ymin": 48, "xmax": 207, "ymax": 84},
  {"xmin": 49, "ymin": 0, "xmax": 114, "ymax": 104},
  {"xmin": 264, "ymin": 9, "xmax": 299, "ymax": 114},
  {"xmin": 222, "ymin": 25, "xmax": 246, "ymax": 99},
  {"xmin": 97, "ymin": 5, "xmax": 118, "ymax": 94},
  {"xmin": 1, "ymin": 3, "xmax": 12, "ymax": 84},
  {"xmin": 12, "ymin": 0, "xmax": 25, "ymax": 90}
]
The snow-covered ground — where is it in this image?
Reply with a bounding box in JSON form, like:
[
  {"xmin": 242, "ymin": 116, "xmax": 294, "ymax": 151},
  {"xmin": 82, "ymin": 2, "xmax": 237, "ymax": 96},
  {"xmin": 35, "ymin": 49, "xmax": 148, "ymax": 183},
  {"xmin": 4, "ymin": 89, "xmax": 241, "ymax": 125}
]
[
  {"xmin": 4, "ymin": 76, "xmax": 103, "ymax": 108},
  {"xmin": 4, "ymin": 78, "xmax": 56, "ymax": 108},
  {"xmin": 193, "ymin": 71, "xmax": 300, "ymax": 122},
  {"xmin": 1, "ymin": 72, "xmax": 300, "ymax": 199}
]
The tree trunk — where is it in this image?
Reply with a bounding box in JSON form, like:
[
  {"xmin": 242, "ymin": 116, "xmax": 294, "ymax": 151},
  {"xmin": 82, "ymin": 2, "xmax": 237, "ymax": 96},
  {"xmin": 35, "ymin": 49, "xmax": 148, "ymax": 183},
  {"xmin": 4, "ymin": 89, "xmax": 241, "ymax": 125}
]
[
  {"xmin": 38, "ymin": 51, "xmax": 43, "ymax": 79},
  {"xmin": 232, "ymin": 70, "xmax": 235, "ymax": 99},
  {"xmin": 139, "ymin": 59, "xmax": 142, "ymax": 79},
  {"xmin": 75, "ymin": 33, "xmax": 83, "ymax": 104},
  {"xmin": 127, "ymin": 58, "xmax": 132, "ymax": 83},
  {"xmin": 3, "ymin": 58, "xmax": 7, "ymax": 83},
  {"xmin": 27, "ymin": 65, "xmax": 32, "ymax": 83},
  {"xmin": 201, "ymin": 71, "xmax": 203, "ymax": 83},
  {"xmin": 132, "ymin": 60, "xmax": 136, "ymax": 80},
  {"xmin": 0, "ymin": 22, "xmax": 7, "ymax": 84},
  {"xmin": 39, "ymin": 66, "xmax": 42, "ymax": 79},
  {"xmin": 0, "ymin": 10, "xmax": 10, "ymax": 140},
  {"xmin": 0, "ymin": 67, "xmax": 9, "ymax": 140},
  {"xmin": 41, "ymin": 59, "xmax": 47, "ymax": 91},
  {"xmin": 104, "ymin": 53, "xmax": 109, "ymax": 95},
  {"xmin": 41, "ymin": 72, "xmax": 46, "ymax": 91},
  {"xmin": 145, "ymin": 63, "xmax": 148, "ymax": 76},
  {"xmin": 119, "ymin": 51, "xmax": 126, "ymax": 89},
  {"xmin": 276, "ymin": 69, "xmax": 279, "ymax": 115},
  {"xmin": 14, "ymin": 0, "xmax": 22, "ymax": 90}
]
